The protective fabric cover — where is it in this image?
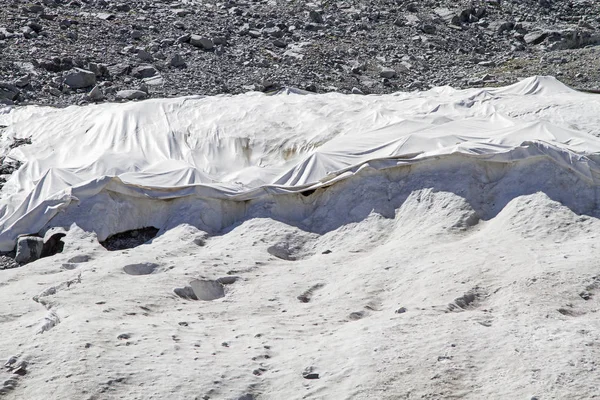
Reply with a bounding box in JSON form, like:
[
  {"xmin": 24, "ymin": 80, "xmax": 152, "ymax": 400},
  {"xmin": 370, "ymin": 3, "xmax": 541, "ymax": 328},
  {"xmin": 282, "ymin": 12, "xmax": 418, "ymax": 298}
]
[{"xmin": 0, "ymin": 76, "xmax": 599, "ymax": 251}]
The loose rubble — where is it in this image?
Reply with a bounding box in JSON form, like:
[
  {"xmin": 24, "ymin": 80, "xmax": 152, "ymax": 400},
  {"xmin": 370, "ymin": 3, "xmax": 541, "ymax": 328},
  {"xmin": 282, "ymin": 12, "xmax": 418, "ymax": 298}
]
[{"xmin": 0, "ymin": 0, "xmax": 599, "ymax": 106}]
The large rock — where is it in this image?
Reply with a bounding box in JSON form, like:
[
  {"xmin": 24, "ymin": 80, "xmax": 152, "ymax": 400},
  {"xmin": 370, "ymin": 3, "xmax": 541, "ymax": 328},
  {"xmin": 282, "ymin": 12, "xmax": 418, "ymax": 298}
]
[
  {"xmin": 107, "ymin": 63, "xmax": 130, "ymax": 77},
  {"xmin": 264, "ymin": 27, "xmax": 283, "ymax": 38},
  {"xmin": 137, "ymin": 49, "xmax": 154, "ymax": 62},
  {"xmin": 116, "ymin": 90, "xmax": 147, "ymax": 100},
  {"xmin": 15, "ymin": 236, "xmax": 44, "ymax": 265},
  {"xmin": 434, "ymin": 8, "xmax": 460, "ymax": 25},
  {"xmin": 488, "ymin": 20, "xmax": 514, "ymax": 34},
  {"xmin": 142, "ymin": 75, "xmax": 164, "ymax": 86},
  {"xmin": 380, "ymin": 68, "xmax": 397, "ymax": 79},
  {"xmin": 0, "ymin": 82, "xmax": 20, "ymax": 100},
  {"xmin": 14, "ymin": 75, "xmax": 31, "ymax": 88},
  {"xmin": 190, "ymin": 35, "xmax": 214, "ymax": 50},
  {"xmin": 524, "ymin": 31, "xmax": 547, "ymax": 45},
  {"xmin": 38, "ymin": 57, "xmax": 73, "ymax": 72},
  {"xmin": 169, "ymin": 54, "xmax": 186, "ymax": 68},
  {"xmin": 87, "ymin": 85, "xmax": 104, "ymax": 101},
  {"xmin": 421, "ymin": 24, "xmax": 436, "ymax": 34},
  {"xmin": 64, "ymin": 68, "xmax": 96, "ymax": 89},
  {"xmin": 131, "ymin": 65, "xmax": 158, "ymax": 79},
  {"xmin": 548, "ymin": 29, "xmax": 600, "ymax": 50},
  {"xmin": 308, "ymin": 10, "xmax": 323, "ymax": 24}
]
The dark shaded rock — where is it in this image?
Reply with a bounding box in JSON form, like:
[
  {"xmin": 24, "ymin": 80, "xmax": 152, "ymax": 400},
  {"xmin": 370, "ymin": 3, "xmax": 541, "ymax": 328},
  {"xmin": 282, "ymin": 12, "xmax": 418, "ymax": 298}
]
[
  {"xmin": 524, "ymin": 31, "xmax": 548, "ymax": 45},
  {"xmin": 380, "ymin": 68, "xmax": 396, "ymax": 79},
  {"xmin": 38, "ymin": 57, "xmax": 73, "ymax": 72},
  {"xmin": 15, "ymin": 236, "xmax": 44, "ymax": 265},
  {"xmin": 190, "ymin": 35, "xmax": 214, "ymax": 50},
  {"xmin": 0, "ymin": 82, "xmax": 20, "ymax": 101},
  {"xmin": 308, "ymin": 10, "xmax": 323, "ymax": 24},
  {"xmin": 64, "ymin": 68, "xmax": 96, "ymax": 89},
  {"xmin": 107, "ymin": 63, "xmax": 130, "ymax": 77},
  {"xmin": 169, "ymin": 54, "xmax": 186, "ymax": 68},
  {"xmin": 101, "ymin": 227, "xmax": 158, "ymax": 250},
  {"xmin": 434, "ymin": 8, "xmax": 460, "ymax": 25},
  {"xmin": 131, "ymin": 65, "xmax": 158, "ymax": 79}
]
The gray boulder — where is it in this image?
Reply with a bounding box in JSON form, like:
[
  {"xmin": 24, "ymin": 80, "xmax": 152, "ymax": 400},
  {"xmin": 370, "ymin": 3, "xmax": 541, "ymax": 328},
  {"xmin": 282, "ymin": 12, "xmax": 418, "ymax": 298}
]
[
  {"xmin": 96, "ymin": 12, "xmax": 115, "ymax": 21},
  {"xmin": 524, "ymin": 31, "xmax": 547, "ymax": 45},
  {"xmin": 489, "ymin": 20, "xmax": 514, "ymax": 35},
  {"xmin": 190, "ymin": 35, "xmax": 214, "ymax": 50},
  {"xmin": 435, "ymin": 8, "xmax": 460, "ymax": 25},
  {"xmin": 264, "ymin": 27, "xmax": 283, "ymax": 38},
  {"xmin": 87, "ymin": 85, "xmax": 104, "ymax": 101},
  {"xmin": 116, "ymin": 90, "xmax": 147, "ymax": 100},
  {"xmin": 308, "ymin": 10, "xmax": 323, "ymax": 24},
  {"xmin": 14, "ymin": 75, "xmax": 31, "ymax": 88},
  {"xmin": 15, "ymin": 236, "xmax": 44, "ymax": 265},
  {"xmin": 380, "ymin": 68, "xmax": 397, "ymax": 79},
  {"xmin": 421, "ymin": 24, "xmax": 436, "ymax": 34},
  {"xmin": 107, "ymin": 63, "xmax": 130, "ymax": 77},
  {"xmin": 0, "ymin": 82, "xmax": 20, "ymax": 100},
  {"xmin": 131, "ymin": 65, "xmax": 158, "ymax": 79},
  {"xmin": 137, "ymin": 49, "xmax": 154, "ymax": 62},
  {"xmin": 64, "ymin": 68, "xmax": 96, "ymax": 89},
  {"xmin": 170, "ymin": 54, "xmax": 186, "ymax": 68}
]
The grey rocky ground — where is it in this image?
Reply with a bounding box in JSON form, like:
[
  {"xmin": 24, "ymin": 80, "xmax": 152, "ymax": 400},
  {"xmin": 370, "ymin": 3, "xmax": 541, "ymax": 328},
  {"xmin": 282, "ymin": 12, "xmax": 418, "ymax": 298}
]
[{"xmin": 0, "ymin": 0, "xmax": 599, "ymax": 106}]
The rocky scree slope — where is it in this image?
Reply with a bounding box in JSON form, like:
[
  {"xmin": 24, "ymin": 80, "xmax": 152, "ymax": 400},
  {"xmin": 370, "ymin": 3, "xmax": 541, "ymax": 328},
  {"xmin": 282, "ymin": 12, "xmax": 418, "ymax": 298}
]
[{"xmin": 0, "ymin": 0, "xmax": 599, "ymax": 106}]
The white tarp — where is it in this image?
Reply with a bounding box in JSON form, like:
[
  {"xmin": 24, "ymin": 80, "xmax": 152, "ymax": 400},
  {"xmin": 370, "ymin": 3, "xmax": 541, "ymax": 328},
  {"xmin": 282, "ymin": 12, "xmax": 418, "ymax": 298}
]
[{"xmin": 0, "ymin": 76, "xmax": 600, "ymax": 251}]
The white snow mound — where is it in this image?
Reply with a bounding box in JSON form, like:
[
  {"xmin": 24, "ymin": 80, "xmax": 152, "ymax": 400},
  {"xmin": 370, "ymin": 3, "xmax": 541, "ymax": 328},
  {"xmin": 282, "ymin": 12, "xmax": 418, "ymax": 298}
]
[{"xmin": 0, "ymin": 76, "xmax": 600, "ymax": 250}]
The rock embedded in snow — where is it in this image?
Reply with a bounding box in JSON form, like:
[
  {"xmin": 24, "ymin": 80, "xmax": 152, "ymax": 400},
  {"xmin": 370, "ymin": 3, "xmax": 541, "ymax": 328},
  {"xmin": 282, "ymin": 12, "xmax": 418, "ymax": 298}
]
[
  {"xmin": 123, "ymin": 262, "xmax": 159, "ymax": 275},
  {"xmin": 216, "ymin": 276, "xmax": 239, "ymax": 285},
  {"xmin": 267, "ymin": 244, "xmax": 296, "ymax": 261},
  {"xmin": 348, "ymin": 311, "xmax": 366, "ymax": 320},
  {"xmin": 15, "ymin": 236, "xmax": 44, "ymax": 265},
  {"xmin": 63, "ymin": 68, "xmax": 97, "ymax": 89},
  {"xmin": 67, "ymin": 254, "xmax": 91, "ymax": 264},
  {"xmin": 302, "ymin": 367, "xmax": 320, "ymax": 379},
  {"xmin": 189, "ymin": 279, "xmax": 225, "ymax": 301},
  {"xmin": 12, "ymin": 360, "xmax": 26, "ymax": 376},
  {"xmin": 173, "ymin": 286, "xmax": 198, "ymax": 300},
  {"xmin": 4, "ymin": 356, "xmax": 17, "ymax": 368}
]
